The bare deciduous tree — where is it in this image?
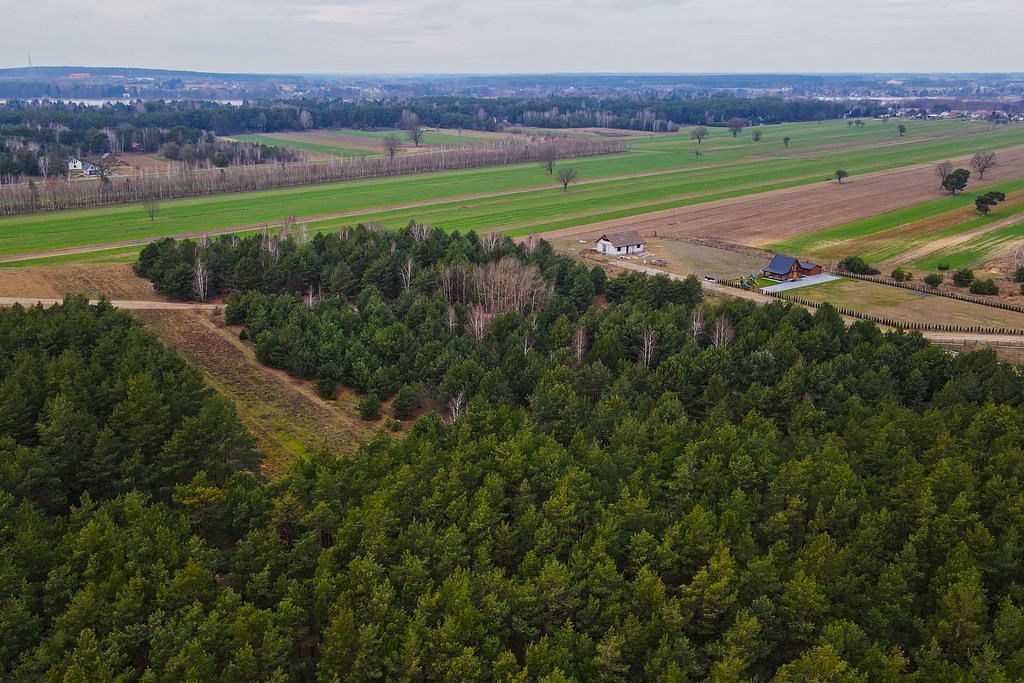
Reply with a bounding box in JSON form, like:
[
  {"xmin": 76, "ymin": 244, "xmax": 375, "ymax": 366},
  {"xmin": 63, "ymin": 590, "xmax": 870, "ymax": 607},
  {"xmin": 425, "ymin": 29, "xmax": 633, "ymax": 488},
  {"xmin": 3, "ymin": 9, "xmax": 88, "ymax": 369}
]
[
  {"xmin": 438, "ymin": 264, "xmax": 473, "ymax": 304},
  {"xmin": 298, "ymin": 110, "xmax": 314, "ymax": 130},
  {"xmin": 447, "ymin": 389, "xmax": 466, "ymax": 423},
  {"xmin": 539, "ymin": 145, "xmax": 558, "ymax": 174},
  {"xmin": 280, "ymin": 215, "xmax": 297, "ymax": 239},
  {"xmin": 690, "ymin": 126, "xmax": 709, "ymax": 144},
  {"xmin": 407, "ymin": 221, "xmax": 432, "ymax": 242},
  {"xmin": 143, "ymin": 198, "xmax": 159, "ymax": 221},
  {"xmin": 480, "ymin": 232, "xmax": 504, "ymax": 256},
  {"xmin": 468, "ymin": 304, "xmax": 491, "ymax": 340},
  {"xmin": 304, "ymin": 284, "xmax": 319, "ymax": 309},
  {"xmin": 970, "ymin": 151, "xmax": 997, "ymax": 180},
  {"xmin": 382, "ymin": 134, "xmax": 401, "ymax": 160},
  {"xmin": 711, "ymin": 316, "xmax": 734, "ymax": 348},
  {"xmin": 691, "ymin": 307, "xmax": 705, "ymax": 339},
  {"xmin": 474, "ymin": 257, "xmax": 550, "ymax": 314},
  {"xmin": 557, "ymin": 167, "xmax": 578, "ymax": 191},
  {"xmin": 726, "ymin": 117, "xmax": 747, "ymax": 137},
  {"xmin": 96, "ymin": 155, "xmax": 118, "ymax": 184},
  {"xmin": 935, "ymin": 160, "xmax": 954, "ymax": 188},
  {"xmin": 572, "ymin": 326, "xmax": 588, "ymax": 362},
  {"xmin": 783, "ymin": 136, "xmax": 791, "ymax": 148},
  {"xmin": 400, "ymin": 111, "xmax": 426, "ymax": 147},
  {"xmin": 751, "ymin": 129, "xmax": 762, "ymax": 142},
  {"xmin": 524, "ymin": 233, "xmax": 539, "ymax": 254},
  {"xmin": 400, "ymin": 256, "xmax": 415, "ymax": 291},
  {"xmin": 192, "ymin": 257, "xmax": 210, "ymax": 302},
  {"xmin": 447, "ymin": 305, "xmax": 459, "ymax": 333},
  {"xmin": 640, "ymin": 326, "xmax": 658, "ymax": 369}
]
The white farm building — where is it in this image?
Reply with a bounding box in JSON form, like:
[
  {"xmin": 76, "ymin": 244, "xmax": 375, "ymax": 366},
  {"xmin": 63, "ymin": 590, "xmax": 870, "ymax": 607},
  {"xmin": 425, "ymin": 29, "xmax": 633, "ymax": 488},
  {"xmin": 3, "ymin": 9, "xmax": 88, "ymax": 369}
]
[{"xmin": 594, "ymin": 230, "xmax": 645, "ymax": 256}]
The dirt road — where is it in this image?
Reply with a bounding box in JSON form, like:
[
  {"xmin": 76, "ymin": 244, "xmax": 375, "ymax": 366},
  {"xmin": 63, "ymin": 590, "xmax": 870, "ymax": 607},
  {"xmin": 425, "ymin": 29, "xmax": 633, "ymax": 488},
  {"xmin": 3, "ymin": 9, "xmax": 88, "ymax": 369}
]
[{"xmin": 0, "ymin": 296, "xmax": 215, "ymax": 310}]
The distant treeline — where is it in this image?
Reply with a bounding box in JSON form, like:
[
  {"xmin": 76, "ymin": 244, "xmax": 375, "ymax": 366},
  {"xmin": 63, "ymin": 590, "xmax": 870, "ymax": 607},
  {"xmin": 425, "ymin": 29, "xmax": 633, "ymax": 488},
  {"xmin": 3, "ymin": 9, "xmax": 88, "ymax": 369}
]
[{"xmin": 0, "ymin": 94, "xmax": 872, "ymax": 161}]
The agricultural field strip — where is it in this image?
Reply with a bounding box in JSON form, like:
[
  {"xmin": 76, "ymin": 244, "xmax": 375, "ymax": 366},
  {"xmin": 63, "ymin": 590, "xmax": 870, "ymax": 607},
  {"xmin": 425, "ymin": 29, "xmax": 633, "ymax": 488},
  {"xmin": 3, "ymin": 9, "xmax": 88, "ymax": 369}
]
[
  {"xmin": 773, "ymin": 175, "xmax": 1024, "ymax": 258},
  {"xmin": 0, "ymin": 120, "xmax": 1020, "ymax": 259},
  {"xmin": 230, "ymin": 133, "xmax": 382, "ymax": 157},
  {"xmin": 883, "ymin": 210, "xmax": 1024, "ymax": 266},
  {"xmin": 907, "ymin": 217, "xmax": 1024, "ymax": 271}
]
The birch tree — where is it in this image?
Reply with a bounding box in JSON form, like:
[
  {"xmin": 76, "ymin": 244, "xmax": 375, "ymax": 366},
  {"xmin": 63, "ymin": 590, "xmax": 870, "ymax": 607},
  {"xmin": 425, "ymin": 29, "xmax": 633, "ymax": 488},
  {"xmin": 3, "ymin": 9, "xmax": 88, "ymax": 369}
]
[{"xmin": 192, "ymin": 257, "xmax": 210, "ymax": 302}]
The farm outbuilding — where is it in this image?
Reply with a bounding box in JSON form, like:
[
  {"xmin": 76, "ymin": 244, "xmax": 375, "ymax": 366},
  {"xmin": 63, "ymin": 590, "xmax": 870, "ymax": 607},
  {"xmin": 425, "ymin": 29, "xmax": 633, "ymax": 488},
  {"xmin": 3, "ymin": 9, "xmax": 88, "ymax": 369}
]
[
  {"xmin": 595, "ymin": 230, "xmax": 645, "ymax": 256},
  {"xmin": 762, "ymin": 254, "xmax": 821, "ymax": 281},
  {"xmin": 67, "ymin": 157, "xmax": 100, "ymax": 176}
]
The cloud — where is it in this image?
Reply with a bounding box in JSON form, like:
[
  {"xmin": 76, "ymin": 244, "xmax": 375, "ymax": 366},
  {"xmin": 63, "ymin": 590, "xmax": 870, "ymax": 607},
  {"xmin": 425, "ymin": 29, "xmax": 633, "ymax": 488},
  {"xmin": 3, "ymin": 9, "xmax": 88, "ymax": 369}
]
[{"xmin": 0, "ymin": 0, "xmax": 1021, "ymax": 73}]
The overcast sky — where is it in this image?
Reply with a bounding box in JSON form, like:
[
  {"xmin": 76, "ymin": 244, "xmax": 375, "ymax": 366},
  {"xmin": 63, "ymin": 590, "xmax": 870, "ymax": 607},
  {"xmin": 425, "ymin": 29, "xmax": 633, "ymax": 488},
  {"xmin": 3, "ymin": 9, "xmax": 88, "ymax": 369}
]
[{"xmin": 1, "ymin": 0, "xmax": 1022, "ymax": 74}]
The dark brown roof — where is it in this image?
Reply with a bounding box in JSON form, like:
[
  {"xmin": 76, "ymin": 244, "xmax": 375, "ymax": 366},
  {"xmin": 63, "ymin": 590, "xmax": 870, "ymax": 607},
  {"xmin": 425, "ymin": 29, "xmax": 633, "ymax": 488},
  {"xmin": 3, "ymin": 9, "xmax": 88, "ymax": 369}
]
[{"xmin": 597, "ymin": 230, "xmax": 644, "ymax": 248}]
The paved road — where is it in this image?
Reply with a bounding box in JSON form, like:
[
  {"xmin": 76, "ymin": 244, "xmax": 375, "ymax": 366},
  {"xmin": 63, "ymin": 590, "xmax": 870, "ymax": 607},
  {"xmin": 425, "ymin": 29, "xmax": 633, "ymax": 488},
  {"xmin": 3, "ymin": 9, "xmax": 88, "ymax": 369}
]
[{"xmin": 0, "ymin": 296, "xmax": 217, "ymax": 310}]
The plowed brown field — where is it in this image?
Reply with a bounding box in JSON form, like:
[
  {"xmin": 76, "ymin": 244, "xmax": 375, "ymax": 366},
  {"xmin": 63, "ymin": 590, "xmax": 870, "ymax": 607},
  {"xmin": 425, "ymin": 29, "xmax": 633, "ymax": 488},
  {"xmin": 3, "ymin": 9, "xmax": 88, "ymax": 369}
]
[{"xmin": 541, "ymin": 145, "xmax": 1024, "ymax": 247}]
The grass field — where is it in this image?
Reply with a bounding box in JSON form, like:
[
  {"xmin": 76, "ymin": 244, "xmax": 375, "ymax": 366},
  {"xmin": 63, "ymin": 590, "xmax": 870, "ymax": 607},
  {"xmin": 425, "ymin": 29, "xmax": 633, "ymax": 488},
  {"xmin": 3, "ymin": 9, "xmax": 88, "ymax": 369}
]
[
  {"xmin": 795, "ymin": 277, "xmax": 1024, "ymax": 328},
  {"xmin": 231, "ymin": 133, "xmax": 381, "ymax": 157},
  {"xmin": 1, "ymin": 119, "xmax": 1022, "ymax": 261},
  {"xmin": 332, "ymin": 127, "xmax": 494, "ymax": 146}
]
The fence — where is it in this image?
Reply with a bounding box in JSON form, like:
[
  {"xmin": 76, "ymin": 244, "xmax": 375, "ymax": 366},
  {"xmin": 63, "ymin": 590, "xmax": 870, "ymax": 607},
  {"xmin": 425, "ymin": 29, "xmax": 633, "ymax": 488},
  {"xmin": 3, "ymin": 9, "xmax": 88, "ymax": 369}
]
[
  {"xmin": 834, "ymin": 269, "xmax": 1024, "ymax": 315},
  {"xmin": 659, "ymin": 235, "xmax": 776, "ymax": 260},
  {"xmin": 711, "ymin": 276, "xmax": 1024, "ymax": 336}
]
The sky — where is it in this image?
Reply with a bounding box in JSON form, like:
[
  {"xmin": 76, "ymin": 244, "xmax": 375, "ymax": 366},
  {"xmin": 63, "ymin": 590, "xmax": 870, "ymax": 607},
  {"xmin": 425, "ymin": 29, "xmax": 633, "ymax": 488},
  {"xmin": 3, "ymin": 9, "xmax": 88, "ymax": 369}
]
[{"xmin": 1, "ymin": 0, "xmax": 1022, "ymax": 74}]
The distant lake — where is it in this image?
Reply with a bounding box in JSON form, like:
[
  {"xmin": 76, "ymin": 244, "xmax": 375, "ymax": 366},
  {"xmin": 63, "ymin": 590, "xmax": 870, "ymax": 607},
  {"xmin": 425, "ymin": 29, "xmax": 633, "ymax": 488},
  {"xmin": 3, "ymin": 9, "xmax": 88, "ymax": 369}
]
[{"xmin": 0, "ymin": 98, "xmax": 246, "ymax": 106}]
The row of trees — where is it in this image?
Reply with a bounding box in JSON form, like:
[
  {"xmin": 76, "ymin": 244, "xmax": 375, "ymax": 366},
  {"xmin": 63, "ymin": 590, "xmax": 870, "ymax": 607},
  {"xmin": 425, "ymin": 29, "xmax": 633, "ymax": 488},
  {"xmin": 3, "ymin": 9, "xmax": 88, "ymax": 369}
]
[
  {"xmin": 10, "ymin": 233, "xmax": 1024, "ymax": 678},
  {"xmin": 0, "ymin": 138, "xmax": 626, "ymax": 215},
  {"xmin": 0, "ymin": 95, "xmax": 858, "ymax": 140}
]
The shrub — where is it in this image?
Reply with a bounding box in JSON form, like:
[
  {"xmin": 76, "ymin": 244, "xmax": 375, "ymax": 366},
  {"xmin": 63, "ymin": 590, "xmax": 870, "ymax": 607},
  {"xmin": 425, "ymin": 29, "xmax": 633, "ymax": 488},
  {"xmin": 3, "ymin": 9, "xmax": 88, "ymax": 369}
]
[
  {"xmin": 952, "ymin": 268, "xmax": 975, "ymax": 287},
  {"xmin": 923, "ymin": 273, "xmax": 943, "ymax": 287},
  {"xmin": 315, "ymin": 376, "xmax": 338, "ymax": 400},
  {"xmin": 1021, "ymin": 283, "xmax": 1024, "ymax": 295},
  {"xmin": 238, "ymin": 329, "xmax": 249, "ymax": 341},
  {"xmin": 937, "ymin": 263, "xmax": 950, "ymax": 271},
  {"xmin": 1014, "ymin": 266, "xmax": 1024, "ymax": 283},
  {"xmin": 358, "ymin": 393, "xmax": 382, "ymax": 420},
  {"xmin": 839, "ymin": 256, "xmax": 879, "ymax": 275},
  {"xmin": 391, "ymin": 385, "xmax": 419, "ymax": 420},
  {"xmin": 970, "ymin": 279, "xmax": 999, "ymax": 295},
  {"xmin": 890, "ymin": 268, "xmax": 912, "ymax": 282}
]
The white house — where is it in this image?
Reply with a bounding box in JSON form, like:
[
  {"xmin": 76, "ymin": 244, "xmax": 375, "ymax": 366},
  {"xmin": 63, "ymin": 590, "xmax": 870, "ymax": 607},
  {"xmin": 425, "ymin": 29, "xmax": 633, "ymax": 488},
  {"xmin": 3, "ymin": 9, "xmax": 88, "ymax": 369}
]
[
  {"xmin": 67, "ymin": 157, "xmax": 100, "ymax": 176},
  {"xmin": 595, "ymin": 230, "xmax": 645, "ymax": 256}
]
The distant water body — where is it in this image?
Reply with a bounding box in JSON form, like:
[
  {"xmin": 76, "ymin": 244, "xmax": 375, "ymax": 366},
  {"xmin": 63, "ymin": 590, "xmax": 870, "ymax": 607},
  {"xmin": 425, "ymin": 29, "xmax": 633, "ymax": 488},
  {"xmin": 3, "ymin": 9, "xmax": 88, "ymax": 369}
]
[{"xmin": 0, "ymin": 98, "xmax": 245, "ymax": 106}]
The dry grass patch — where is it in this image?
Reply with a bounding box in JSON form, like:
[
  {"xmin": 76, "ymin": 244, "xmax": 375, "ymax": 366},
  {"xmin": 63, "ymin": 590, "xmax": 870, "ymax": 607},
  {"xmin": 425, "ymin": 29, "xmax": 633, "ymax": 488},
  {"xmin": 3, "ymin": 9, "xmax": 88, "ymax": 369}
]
[{"xmin": 136, "ymin": 309, "xmax": 376, "ymax": 477}]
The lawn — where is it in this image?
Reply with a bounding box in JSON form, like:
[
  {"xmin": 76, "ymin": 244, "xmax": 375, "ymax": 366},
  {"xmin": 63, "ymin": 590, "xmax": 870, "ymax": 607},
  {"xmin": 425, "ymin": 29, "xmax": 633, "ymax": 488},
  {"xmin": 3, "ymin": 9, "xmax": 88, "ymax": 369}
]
[{"xmin": 1, "ymin": 119, "xmax": 1021, "ymax": 259}]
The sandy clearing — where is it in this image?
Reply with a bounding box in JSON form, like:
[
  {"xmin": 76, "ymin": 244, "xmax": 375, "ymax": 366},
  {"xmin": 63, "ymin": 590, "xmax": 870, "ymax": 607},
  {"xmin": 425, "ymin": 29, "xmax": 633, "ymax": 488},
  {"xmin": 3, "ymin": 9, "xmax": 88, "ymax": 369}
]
[{"xmin": 540, "ymin": 144, "xmax": 1024, "ymax": 248}]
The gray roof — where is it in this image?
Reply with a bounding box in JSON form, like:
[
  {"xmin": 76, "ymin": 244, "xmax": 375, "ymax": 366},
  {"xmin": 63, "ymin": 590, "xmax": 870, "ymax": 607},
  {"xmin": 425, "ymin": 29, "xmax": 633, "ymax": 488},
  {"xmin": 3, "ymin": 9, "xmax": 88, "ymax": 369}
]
[
  {"xmin": 597, "ymin": 230, "xmax": 643, "ymax": 248},
  {"xmin": 763, "ymin": 254, "xmax": 817, "ymax": 275}
]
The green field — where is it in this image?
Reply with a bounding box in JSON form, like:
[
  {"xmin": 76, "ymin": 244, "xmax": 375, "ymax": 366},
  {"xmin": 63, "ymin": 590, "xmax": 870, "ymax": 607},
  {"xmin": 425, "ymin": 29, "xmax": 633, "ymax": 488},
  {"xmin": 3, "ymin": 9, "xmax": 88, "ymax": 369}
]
[
  {"xmin": 334, "ymin": 127, "xmax": 494, "ymax": 146},
  {"xmin": 1, "ymin": 119, "xmax": 1022, "ymax": 261},
  {"xmin": 231, "ymin": 133, "xmax": 381, "ymax": 157}
]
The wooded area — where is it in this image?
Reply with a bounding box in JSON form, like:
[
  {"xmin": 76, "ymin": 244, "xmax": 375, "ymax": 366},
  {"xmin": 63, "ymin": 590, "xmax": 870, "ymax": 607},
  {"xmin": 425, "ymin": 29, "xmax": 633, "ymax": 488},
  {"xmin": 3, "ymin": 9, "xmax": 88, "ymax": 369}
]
[{"xmin": 4, "ymin": 229, "xmax": 1024, "ymax": 679}]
